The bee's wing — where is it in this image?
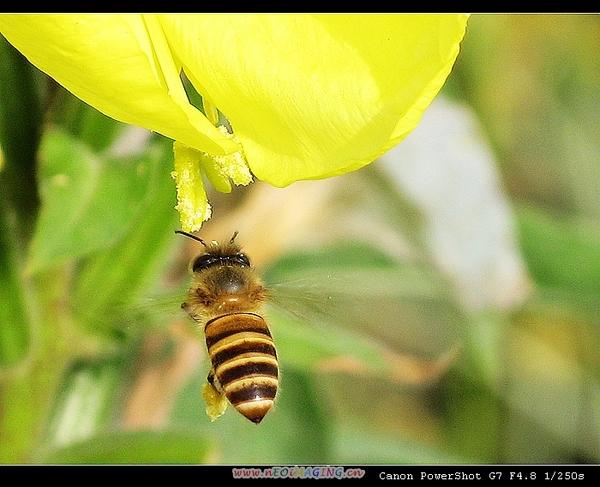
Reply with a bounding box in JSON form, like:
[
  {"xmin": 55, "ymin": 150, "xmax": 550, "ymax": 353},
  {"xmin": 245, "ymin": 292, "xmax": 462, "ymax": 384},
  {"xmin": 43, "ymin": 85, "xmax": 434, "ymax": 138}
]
[
  {"xmin": 264, "ymin": 268, "xmax": 461, "ymax": 385},
  {"xmin": 122, "ymin": 291, "xmax": 188, "ymax": 324},
  {"xmin": 73, "ymin": 285, "xmax": 192, "ymax": 335},
  {"xmin": 266, "ymin": 274, "xmax": 343, "ymax": 324}
]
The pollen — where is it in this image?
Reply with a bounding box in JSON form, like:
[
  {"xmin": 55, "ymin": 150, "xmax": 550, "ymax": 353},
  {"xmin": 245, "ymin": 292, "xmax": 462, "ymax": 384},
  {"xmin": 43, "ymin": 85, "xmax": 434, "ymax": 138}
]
[
  {"xmin": 172, "ymin": 142, "xmax": 212, "ymax": 232},
  {"xmin": 172, "ymin": 129, "xmax": 252, "ymax": 231},
  {"xmin": 202, "ymin": 382, "xmax": 229, "ymax": 421},
  {"xmin": 201, "ymin": 126, "xmax": 253, "ymax": 187}
]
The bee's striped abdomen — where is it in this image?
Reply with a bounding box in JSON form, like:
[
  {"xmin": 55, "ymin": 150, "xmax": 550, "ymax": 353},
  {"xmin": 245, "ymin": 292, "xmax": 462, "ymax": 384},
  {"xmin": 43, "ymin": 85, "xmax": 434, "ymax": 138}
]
[{"xmin": 205, "ymin": 312, "xmax": 278, "ymax": 423}]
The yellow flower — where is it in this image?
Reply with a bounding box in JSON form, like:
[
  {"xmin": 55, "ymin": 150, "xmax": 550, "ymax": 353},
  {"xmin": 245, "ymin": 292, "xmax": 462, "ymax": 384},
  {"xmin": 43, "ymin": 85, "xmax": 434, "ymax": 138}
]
[{"xmin": 0, "ymin": 14, "xmax": 468, "ymax": 231}]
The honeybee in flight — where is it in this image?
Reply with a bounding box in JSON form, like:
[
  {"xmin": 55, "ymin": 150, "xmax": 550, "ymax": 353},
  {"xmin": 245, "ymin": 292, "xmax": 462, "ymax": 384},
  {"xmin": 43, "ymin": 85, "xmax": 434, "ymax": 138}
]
[{"xmin": 176, "ymin": 230, "xmax": 278, "ymax": 424}]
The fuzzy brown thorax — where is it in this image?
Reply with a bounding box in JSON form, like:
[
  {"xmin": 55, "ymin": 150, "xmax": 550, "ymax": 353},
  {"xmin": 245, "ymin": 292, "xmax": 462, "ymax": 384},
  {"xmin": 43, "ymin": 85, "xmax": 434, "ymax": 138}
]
[{"xmin": 182, "ymin": 240, "xmax": 266, "ymax": 322}]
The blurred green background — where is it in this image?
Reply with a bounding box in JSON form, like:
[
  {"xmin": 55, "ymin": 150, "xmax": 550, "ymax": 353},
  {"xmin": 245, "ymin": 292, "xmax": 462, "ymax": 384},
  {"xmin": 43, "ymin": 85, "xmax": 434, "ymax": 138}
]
[{"xmin": 1, "ymin": 15, "xmax": 599, "ymax": 464}]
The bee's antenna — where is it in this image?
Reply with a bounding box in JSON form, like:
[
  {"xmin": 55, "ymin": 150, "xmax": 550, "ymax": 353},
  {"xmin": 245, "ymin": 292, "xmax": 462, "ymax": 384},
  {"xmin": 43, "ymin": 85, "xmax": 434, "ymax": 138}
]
[
  {"xmin": 175, "ymin": 230, "xmax": 208, "ymax": 248},
  {"xmin": 230, "ymin": 231, "xmax": 239, "ymax": 244}
]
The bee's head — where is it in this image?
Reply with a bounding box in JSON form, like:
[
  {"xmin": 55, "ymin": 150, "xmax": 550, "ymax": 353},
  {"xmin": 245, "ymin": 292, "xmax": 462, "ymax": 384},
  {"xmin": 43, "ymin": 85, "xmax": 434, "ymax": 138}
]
[
  {"xmin": 176, "ymin": 231, "xmax": 251, "ymax": 273},
  {"xmin": 190, "ymin": 249, "xmax": 251, "ymax": 273}
]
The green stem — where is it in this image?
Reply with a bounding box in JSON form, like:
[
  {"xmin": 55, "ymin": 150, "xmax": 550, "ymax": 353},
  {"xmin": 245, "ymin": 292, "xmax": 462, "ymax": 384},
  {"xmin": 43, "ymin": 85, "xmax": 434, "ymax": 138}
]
[
  {"xmin": 0, "ymin": 268, "xmax": 76, "ymax": 462},
  {"xmin": 444, "ymin": 310, "xmax": 507, "ymax": 462},
  {"xmin": 0, "ymin": 35, "xmax": 42, "ymax": 238},
  {"xmin": 0, "ymin": 35, "xmax": 49, "ymax": 462}
]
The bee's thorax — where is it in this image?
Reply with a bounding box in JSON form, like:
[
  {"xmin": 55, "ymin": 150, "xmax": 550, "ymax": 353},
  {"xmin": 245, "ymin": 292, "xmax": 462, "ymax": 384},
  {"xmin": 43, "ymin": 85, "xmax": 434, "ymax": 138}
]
[{"xmin": 183, "ymin": 259, "xmax": 266, "ymax": 322}]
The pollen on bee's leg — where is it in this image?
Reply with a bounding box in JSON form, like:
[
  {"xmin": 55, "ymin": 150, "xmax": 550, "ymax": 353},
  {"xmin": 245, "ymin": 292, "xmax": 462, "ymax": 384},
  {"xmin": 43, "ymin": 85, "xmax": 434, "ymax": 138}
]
[{"xmin": 202, "ymin": 381, "xmax": 228, "ymax": 422}]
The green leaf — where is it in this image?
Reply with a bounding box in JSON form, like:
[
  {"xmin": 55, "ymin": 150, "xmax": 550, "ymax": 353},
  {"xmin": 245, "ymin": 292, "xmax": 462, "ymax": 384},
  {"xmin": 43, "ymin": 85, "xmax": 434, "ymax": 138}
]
[
  {"xmin": 0, "ymin": 203, "xmax": 34, "ymax": 367},
  {"xmin": 72, "ymin": 138, "xmax": 179, "ymax": 333},
  {"xmin": 51, "ymin": 88, "xmax": 126, "ymax": 153},
  {"xmin": 171, "ymin": 368, "xmax": 330, "ymax": 463},
  {"xmin": 40, "ymin": 431, "xmax": 211, "ymax": 464},
  {"xmin": 44, "ymin": 356, "xmax": 128, "ymax": 448},
  {"xmin": 28, "ymin": 129, "xmax": 169, "ymax": 273},
  {"xmin": 333, "ymin": 423, "xmax": 468, "ymax": 464},
  {"xmin": 518, "ymin": 205, "xmax": 600, "ymax": 297},
  {"xmin": 263, "ymin": 241, "xmax": 398, "ymax": 281}
]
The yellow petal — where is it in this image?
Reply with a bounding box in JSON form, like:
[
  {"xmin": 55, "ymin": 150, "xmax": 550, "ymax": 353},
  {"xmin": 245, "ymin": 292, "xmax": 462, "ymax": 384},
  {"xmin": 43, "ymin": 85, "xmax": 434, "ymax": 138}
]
[
  {"xmin": 160, "ymin": 14, "xmax": 468, "ymax": 186},
  {"xmin": 0, "ymin": 14, "xmax": 237, "ymax": 155}
]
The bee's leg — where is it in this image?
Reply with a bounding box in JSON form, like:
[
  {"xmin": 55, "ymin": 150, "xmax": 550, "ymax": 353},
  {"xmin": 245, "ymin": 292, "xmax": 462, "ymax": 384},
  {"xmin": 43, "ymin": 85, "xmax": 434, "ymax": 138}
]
[
  {"xmin": 202, "ymin": 368, "xmax": 228, "ymax": 421},
  {"xmin": 207, "ymin": 369, "xmax": 223, "ymax": 392},
  {"xmin": 181, "ymin": 301, "xmax": 204, "ymax": 324}
]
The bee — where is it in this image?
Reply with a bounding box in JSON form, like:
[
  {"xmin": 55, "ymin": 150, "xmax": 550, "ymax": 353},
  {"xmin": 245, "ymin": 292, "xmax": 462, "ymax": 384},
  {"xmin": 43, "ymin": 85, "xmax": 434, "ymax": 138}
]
[{"xmin": 176, "ymin": 230, "xmax": 278, "ymax": 424}]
